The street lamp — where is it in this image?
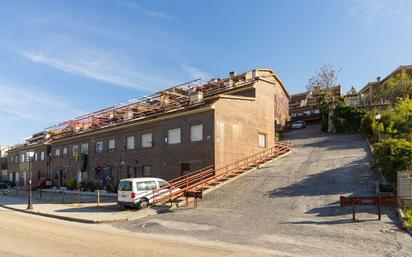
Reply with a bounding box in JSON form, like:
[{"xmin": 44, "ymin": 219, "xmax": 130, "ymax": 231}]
[
  {"xmin": 26, "ymin": 151, "xmax": 35, "ymax": 210},
  {"xmin": 375, "ymin": 112, "xmax": 381, "ymax": 142}
]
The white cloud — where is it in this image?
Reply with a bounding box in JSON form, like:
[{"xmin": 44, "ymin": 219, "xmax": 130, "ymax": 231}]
[
  {"xmin": 20, "ymin": 51, "xmax": 169, "ymax": 91},
  {"xmin": 181, "ymin": 62, "xmax": 209, "ymax": 80},
  {"xmin": 123, "ymin": 2, "xmax": 177, "ymax": 22},
  {"xmin": 0, "ymin": 81, "xmax": 81, "ymax": 122},
  {"xmin": 347, "ymin": 0, "xmax": 412, "ymax": 33}
]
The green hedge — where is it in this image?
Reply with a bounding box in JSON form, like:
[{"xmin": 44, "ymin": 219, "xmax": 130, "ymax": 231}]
[
  {"xmin": 374, "ymin": 139, "xmax": 412, "ymax": 183},
  {"xmin": 332, "ymin": 105, "xmax": 366, "ymax": 133}
]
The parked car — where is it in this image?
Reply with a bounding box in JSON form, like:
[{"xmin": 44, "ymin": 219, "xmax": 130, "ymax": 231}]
[
  {"xmin": 0, "ymin": 180, "xmax": 16, "ymax": 190},
  {"xmin": 117, "ymin": 178, "xmax": 180, "ymax": 209},
  {"xmin": 292, "ymin": 120, "xmax": 306, "ymax": 129}
]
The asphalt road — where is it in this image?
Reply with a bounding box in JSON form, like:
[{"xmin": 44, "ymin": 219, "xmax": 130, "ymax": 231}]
[
  {"xmin": 0, "ymin": 206, "xmax": 281, "ymax": 257},
  {"xmin": 116, "ymin": 125, "xmax": 412, "ymax": 257}
]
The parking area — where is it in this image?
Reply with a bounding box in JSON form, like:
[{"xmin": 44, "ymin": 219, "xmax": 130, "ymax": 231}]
[{"xmin": 115, "ymin": 125, "xmax": 412, "ymax": 257}]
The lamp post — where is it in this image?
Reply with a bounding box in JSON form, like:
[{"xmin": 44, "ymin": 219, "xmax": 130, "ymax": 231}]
[
  {"xmin": 375, "ymin": 112, "xmax": 381, "ymax": 142},
  {"xmin": 26, "ymin": 151, "xmax": 35, "ymax": 210}
]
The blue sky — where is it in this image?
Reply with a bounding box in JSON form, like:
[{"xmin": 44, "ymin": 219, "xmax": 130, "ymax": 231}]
[{"xmin": 1, "ymin": 0, "xmax": 412, "ymax": 145}]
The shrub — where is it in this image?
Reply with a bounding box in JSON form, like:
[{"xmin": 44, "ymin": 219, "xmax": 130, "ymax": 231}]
[
  {"xmin": 65, "ymin": 179, "xmax": 77, "ymax": 190},
  {"xmin": 374, "ymin": 138, "xmax": 412, "ymax": 183},
  {"xmin": 404, "ymin": 208, "xmax": 412, "ymax": 228},
  {"xmin": 79, "ymin": 181, "xmax": 96, "ymax": 192},
  {"xmin": 332, "ymin": 105, "xmax": 365, "ymax": 133}
]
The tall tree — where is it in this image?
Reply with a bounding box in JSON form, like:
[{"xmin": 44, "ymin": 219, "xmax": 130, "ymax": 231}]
[
  {"xmin": 306, "ymin": 65, "xmax": 340, "ymax": 108},
  {"xmin": 347, "ymin": 86, "xmax": 357, "ymax": 95},
  {"xmin": 376, "ymin": 73, "xmax": 412, "ymax": 105}
]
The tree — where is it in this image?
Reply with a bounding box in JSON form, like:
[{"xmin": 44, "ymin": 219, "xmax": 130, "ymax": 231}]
[
  {"xmin": 306, "ymin": 65, "xmax": 341, "ymax": 108},
  {"xmin": 347, "ymin": 86, "xmax": 357, "ymax": 95},
  {"xmin": 376, "ymin": 73, "xmax": 412, "ymax": 105},
  {"xmin": 307, "ymin": 65, "xmax": 341, "ymax": 132}
]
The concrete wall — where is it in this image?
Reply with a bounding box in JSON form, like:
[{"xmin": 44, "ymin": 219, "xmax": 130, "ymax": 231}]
[
  {"xmin": 50, "ymin": 110, "xmax": 215, "ymax": 186},
  {"xmin": 213, "ymin": 76, "xmax": 283, "ymax": 171}
]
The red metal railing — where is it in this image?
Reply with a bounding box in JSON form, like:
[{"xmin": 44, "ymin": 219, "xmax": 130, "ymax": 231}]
[{"xmin": 150, "ymin": 141, "xmax": 292, "ymax": 206}]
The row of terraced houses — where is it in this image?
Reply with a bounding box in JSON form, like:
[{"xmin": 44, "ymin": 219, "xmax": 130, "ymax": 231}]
[{"xmin": 6, "ymin": 68, "xmax": 290, "ymax": 189}]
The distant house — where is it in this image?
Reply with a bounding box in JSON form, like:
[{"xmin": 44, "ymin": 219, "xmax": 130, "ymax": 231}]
[
  {"xmin": 0, "ymin": 146, "xmax": 10, "ymax": 180},
  {"xmin": 289, "ymin": 86, "xmax": 342, "ymax": 122},
  {"xmin": 358, "ymin": 65, "xmax": 412, "ymax": 107},
  {"xmin": 343, "ymin": 94, "xmax": 361, "ymax": 107}
]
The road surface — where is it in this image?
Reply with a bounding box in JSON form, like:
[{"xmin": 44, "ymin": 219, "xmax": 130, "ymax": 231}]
[
  {"xmin": 0, "ymin": 207, "xmax": 284, "ymax": 257},
  {"xmin": 117, "ymin": 125, "xmax": 412, "ymax": 257}
]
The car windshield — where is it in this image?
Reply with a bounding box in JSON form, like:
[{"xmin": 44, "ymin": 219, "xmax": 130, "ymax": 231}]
[
  {"xmin": 137, "ymin": 181, "xmax": 157, "ymax": 191},
  {"xmin": 118, "ymin": 181, "xmax": 132, "ymax": 191}
]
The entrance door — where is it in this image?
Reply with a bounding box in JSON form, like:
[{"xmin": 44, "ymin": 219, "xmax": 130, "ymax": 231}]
[{"xmin": 180, "ymin": 163, "xmax": 191, "ymax": 176}]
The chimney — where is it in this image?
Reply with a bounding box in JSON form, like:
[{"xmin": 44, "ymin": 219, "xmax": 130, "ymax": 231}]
[
  {"xmin": 376, "ymin": 76, "xmax": 381, "ymax": 82},
  {"xmin": 229, "ymin": 71, "xmax": 236, "ymax": 77}
]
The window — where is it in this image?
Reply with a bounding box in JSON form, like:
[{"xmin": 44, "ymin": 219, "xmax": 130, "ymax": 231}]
[
  {"xmin": 137, "ymin": 181, "xmax": 156, "ymax": 191},
  {"xmin": 142, "ymin": 165, "xmax": 152, "ymax": 177},
  {"xmin": 158, "ymin": 180, "xmax": 169, "ymax": 188},
  {"xmin": 63, "ymin": 147, "xmax": 68, "ymax": 157},
  {"xmin": 118, "ymin": 181, "xmax": 132, "ymax": 191},
  {"xmin": 54, "ymin": 149, "xmax": 60, "ymax": 158},
  {"xmin": 40, "ymin": 151, "xmax": 45, "ymax": 161},
  {"xmin": 127, "ymin": 166, "xmax": 135, "ymax": 178},
  {"xmin": 190, "ymin": 124, "xmax": 203, "ymax": 142},
  {"xmin": 81, "ymin": 143, "xmax": 89, "ymax": 155},
  {"xmin": 10, "ymin": 156, "xmax": 13, "ymax": 163},
  {"xmin": 168, "ymin": 128, "xmax": 181, "ymax": 144},
  {"xmin": 34, "ymin": 152, "xmax": 38, "ymax": 161},
  {"xmin": 126, "ymin": 136, "xmax": 135, "ymax": 150},
  {"xmin": 141, "ymin": 133, "xmax": 153, "ymax": 148},
  {"xmin": 108, "ymin": 139, "xmax": 115, "ymax": 152},
  {"xmin": 15, "ymin": 155, "xmax": 18, "ymax": 163},
  {"xmin": 20, "ymin": 153, "xmax": 25, "ymax": 163},
  {"xmin": 95, "ymin": 141, "xmax": 104, "ymax": 153},
  {"xmin": 258, "ymin": 133, "xmax": 267, "ymax": 148},
  {"xmin": 72, "ymin": 145, "xmax": 79, "ymax": 157},
  {"xmin": 181, "ymin": 163, "xmax": 190, "ymax": 176},
  {"xmin": 314, "ymin": 109, "xmax": 320, "ymax": 114},
  {"xmin": 304, "ymin": 111, "xmax": 311, "ymax": 116}
]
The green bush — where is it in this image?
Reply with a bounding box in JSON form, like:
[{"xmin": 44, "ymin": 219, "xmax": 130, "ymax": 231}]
[
  {"xmin": 332, "ymin": 105, "xmax": 365, "ymax": 133},
  {"xmin": 374, "ymin": 138, "xmax": 412, "ymax": 183},
  {"xmin": 65, "ymin": 179, "xmax": 77, "ymax": 190},
  {"xmin": 79, "ymin": 181, "xmax": 96, "ymax": 192},
  {"xmin": 404, "ymin": 208, "xmax": 412, "ymax": 229}
]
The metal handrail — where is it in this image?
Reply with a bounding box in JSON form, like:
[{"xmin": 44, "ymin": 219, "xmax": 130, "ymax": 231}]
[{"xmin": 150, "ymin": 142, "xmax": 291, "ymax": 205}]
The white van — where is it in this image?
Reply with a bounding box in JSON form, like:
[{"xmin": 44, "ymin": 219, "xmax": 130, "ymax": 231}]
[{"xmin": 117, "ymin": 178, "xmax": 178, "ymax": 209}]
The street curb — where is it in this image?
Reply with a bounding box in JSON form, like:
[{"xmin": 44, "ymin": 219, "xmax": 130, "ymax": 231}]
[
  {"xmin": 0, "ymin": 204, "xmax": 128, "ymax": 224},
  {"xmin": 397, "ymin": 207, "xmax": 412, "ymax": 236}
]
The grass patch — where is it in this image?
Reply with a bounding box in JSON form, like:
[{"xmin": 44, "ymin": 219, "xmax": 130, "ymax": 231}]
[{"xmin": 404, "ymin": 208, "xmax": 412, "ymax": 229}]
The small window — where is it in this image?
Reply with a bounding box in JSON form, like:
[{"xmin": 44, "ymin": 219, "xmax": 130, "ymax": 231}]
[
  {"xmin": 72, "ymin": 145, "xmax": 79, "ymax": 157},
  {"xmin": 168, "ymin": 128, "xmax": 181, "ymax": 144},
  {"xmin": 10, "ymin": 156, "xmax": 13, "ymax": 163},
  {"xmin": 15, "ymin": 155, "xmax": 19, "ymax": 163},
  {"xmin": 142, "ymin": 165, "xmax": 152, "ymax": 177},
  {"xmin": 258, "ymin": 133, "xmax": 266, "ymax": 148},
  {"xmin": 20, "ymin": 154, "xmax": 25, "ymax": 163},
  {"xmin": 108, "ymin": 139, "xmax": 115, "ymax": 152},
  {"xmin": 137, "ymin": 181, "xmax": 156, "ymax": 191},
  {"xmin": 314, "ymin": 109, "xmax": 320, "ymax": 114},
  {"xmin": 54, "ymin": 149, "xmax": 60, "ymax": 158},
  {"xmin": 63, "ymin": 147, "xmax": 68, "ymax": 157},
  {"xmin": 95, "ymin": 141, "xmax": 104, "ymax": 153},
  {"xmin": 81, "ymin": 143, "xmax": 88, "ymax": 155},
  {"xmin": 127, "ymin": 136, "xmax": 135, "ymax": 150},
  {"xmin": 190, "ymin": 124, "xmax": 203, "ymax": 142},
  {"xmin": 40, "ymin": 151, "xmax": 45, "ymax": 161},
  {"xmin": 118, "ymin": 181, "xmax": 132, "ymax": 191},
  {"xmin": 181, "ymin": 163, "xmax": 190, "ymax": 176},
  {"xmin": 158, "ymin": 180, "xmax": 169, "ymax": 188},
  {"xmin": 141, "ymin": 133, "xmax": 153, "ymax": 148},
  {"xmin": 34, "ymin": 153, "xmax": 38, "ymax": 161}
]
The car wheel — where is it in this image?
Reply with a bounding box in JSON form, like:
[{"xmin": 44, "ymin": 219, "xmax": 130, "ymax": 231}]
[{"xmin": 138, "ymin": 198, "xmax": 149, "ymax": 209}]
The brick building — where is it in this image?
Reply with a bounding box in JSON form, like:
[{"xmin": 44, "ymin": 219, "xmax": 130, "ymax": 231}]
[
  {"xmin": 7, "ymin": 68, "xmax": 289, "ymax": 189},
  {"xmin": 289, "ymin": 86, "xmax": 341, "ymax": 123}
]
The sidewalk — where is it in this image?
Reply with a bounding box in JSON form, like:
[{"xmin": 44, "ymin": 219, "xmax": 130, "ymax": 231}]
[{"xmin": 0, "ymin": 192, "xmax": 170, "ymax": 224}]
